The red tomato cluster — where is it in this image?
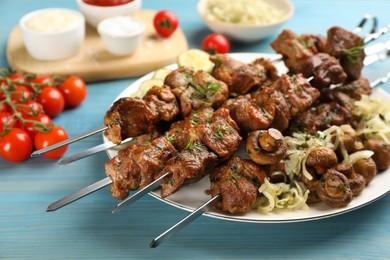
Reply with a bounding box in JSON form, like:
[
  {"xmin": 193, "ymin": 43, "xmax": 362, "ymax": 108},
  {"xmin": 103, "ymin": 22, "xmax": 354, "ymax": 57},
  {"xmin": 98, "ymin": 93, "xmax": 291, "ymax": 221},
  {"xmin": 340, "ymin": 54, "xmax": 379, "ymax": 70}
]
[{"xmin": 0, "ymin": 72, "xmax": 87, "ymax": 162}]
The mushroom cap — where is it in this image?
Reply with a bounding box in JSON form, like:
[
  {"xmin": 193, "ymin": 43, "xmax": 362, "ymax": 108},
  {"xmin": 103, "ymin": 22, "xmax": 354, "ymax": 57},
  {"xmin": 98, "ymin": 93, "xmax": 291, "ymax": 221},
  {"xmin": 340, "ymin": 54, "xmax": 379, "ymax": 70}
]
[{"xmin": 306, "ymin": 146, "xmax": 338, "ymax": 168}]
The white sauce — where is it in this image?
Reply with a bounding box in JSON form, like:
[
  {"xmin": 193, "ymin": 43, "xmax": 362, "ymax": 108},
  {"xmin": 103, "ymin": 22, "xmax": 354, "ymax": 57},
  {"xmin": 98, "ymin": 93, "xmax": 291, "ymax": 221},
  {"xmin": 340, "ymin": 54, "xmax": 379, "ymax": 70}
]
[
  {"xmin": 205, "ymin": 0, "xmax": 287, "ymax": 25},
  {"xmin": 98, "ymin": 16, "xmax": 143, "ymax": 37},
  {"xmin": 25, "ymin": 9, "xmax": 81, "ymax": 33}
]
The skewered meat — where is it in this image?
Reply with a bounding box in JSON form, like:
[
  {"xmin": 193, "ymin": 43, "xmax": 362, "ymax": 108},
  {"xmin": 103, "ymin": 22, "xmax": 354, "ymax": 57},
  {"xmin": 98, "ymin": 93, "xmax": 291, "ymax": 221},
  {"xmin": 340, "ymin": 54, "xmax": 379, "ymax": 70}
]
[
  {"xmin": 164, "ymin": 67, "xmax": 229, "ymax": 117},
  {"xmin": 269, "ymin": 74, "xmax": 320, "ymax": 117},
  {"xmin": 246, "ymin": 128, "xmax": 287, "ymax": 165},
  {"xmin": 105, "ymin": 107, "xmax": 242, "ymax": 200},
  {"xmin": 197, "ymin": 108, "xmax": 242, "ymax": 161},
  {"xmin": 223, "ymin": 94, "xmax": 275, "ymax": 133},
  {"xmin": 301, "ymin": 53, "xmax": 347, "ymax": 89},
  {"xmin": 166, "ymin": 108, "xmax": 214, "ymax": 150},
  {"xmin": 321, "ymin": 77, "xmax": 372, "ymax": 103},
  {"xmin": 105, "ymin": 136, "xmax": 178, "ymax": 200},
  {"xmin": 104, "ymin": 86, "xmax": 179, "ymax": 144},
  {"xmin": 270, "ymin": 29, "xmax": 324, "ymax": 73},
  {"xmin": 293, "ymin": 102, "xmax": 353, "ymax": 135},
  {"xmin": 157, "ymin": 145, "xmax": 218, "ymax": 198},
  {"xmin": 210, "ymin": 54, "xmax": 278, "ymax": 95},
  {"xmin": 326, "ymin": 26, "xmax": 365, "ymax": 80},
  {"xmin": 209, "ymin": 156, "xmax": 266, "ymax": 214}
]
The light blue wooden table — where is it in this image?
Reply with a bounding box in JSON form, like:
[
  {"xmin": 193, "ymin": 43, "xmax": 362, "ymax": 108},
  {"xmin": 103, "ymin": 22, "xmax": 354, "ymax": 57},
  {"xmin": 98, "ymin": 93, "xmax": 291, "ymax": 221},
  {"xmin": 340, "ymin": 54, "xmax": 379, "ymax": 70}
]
[{"xmin": 1, "ymin": 0, "xmax": 390, "ymax": 259}]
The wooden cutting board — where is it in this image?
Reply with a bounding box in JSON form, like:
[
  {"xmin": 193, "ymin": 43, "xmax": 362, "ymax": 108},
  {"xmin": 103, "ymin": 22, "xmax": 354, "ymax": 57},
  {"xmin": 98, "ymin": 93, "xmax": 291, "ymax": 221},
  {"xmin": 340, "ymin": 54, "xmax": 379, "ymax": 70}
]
[{"xmin": 6, "ymin": 10, "xmax": 188, "ymax": 82}]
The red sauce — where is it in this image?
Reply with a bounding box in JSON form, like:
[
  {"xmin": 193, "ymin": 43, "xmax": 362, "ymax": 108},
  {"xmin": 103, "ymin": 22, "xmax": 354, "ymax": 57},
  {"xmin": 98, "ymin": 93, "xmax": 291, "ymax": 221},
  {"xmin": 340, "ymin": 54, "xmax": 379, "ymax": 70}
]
[{"xmin": 83, "ymin": 0, "xmax": 133, "ymax": 6}]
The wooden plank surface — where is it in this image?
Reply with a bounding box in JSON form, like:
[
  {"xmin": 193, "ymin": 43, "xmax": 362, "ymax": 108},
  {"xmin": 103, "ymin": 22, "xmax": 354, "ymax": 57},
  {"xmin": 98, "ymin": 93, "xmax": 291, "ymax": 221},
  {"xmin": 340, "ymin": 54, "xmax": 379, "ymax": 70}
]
[{"xmin": 6, "ymin": 9, "xmax": 188, "ymax": 82}]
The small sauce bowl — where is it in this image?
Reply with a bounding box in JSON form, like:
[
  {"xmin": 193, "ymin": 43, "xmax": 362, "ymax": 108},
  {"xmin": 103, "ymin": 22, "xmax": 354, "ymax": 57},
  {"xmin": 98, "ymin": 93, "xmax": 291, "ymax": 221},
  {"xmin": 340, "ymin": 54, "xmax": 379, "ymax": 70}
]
[
  {"xmin": 76, "ymin": 0, "xmax": 142, "ymax": 28},
  {"xmin": 97, "ymin": 16, "xmax": 145, "ymax": 56},
  {"xmin": 19, "ymin": 8, "xmax": 85, "ymax": 61}
]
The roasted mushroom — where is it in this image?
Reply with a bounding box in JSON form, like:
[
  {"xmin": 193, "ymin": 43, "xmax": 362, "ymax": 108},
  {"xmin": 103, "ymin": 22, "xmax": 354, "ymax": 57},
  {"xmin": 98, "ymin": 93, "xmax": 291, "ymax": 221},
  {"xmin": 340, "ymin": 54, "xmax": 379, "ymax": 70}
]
[
  {"xmin": 263, "ymin": 160, "xmax": 287, "ymax": 183},
  {"xmin": 306, "ymin": 146, "xmax": 338, "ymax": 174},
  {"xmin": 336, "ymin": 163, "xmax": 365, "ymax": 197},
  {"xmin": 338, "ymin": 127, "xmax": 364, "ymax": 157},
  {"xmin": 316, "ymin": 169, "xmax": 353, "ymax": 208},
  {"xmin": 364, "ymin": 139, "xmax": 390, "ymax": 172},
  {"xmin": 353, "ymin": 157, "xmax": 377, "ymax": 185},
  {"xmin": 246, "ymin": 128, "xmax": 287, "ymax": 165}
]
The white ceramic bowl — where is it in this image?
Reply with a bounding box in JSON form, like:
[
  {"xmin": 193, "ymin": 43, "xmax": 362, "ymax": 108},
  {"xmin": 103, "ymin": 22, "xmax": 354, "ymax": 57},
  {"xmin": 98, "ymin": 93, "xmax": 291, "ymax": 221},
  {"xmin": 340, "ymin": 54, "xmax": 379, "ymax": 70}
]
[
  {"xmin": 197, "ymin": 0, "xmax": 294, "ymax": 43},
  {"xmin": 97, "ymin": 16, "xmax": 144, "ymax": 56},
  {"xmin": 76, "ymin": 0, "xmax": 142, "ymax": 28},
  {"xmin": 19, "ymin": 8, "xmax": 85, "ymax": 61}
]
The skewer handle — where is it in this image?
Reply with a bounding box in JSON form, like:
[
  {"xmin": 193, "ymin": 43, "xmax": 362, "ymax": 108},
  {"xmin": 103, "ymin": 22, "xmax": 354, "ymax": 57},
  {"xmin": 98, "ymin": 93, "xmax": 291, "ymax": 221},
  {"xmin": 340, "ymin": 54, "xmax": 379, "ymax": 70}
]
[
  {"xmin": 149, "ymin": 195, "xmax": 220, "ymax": 248},
  {"xmin": 31, "ymin": 126, "xmax": 108, "ymax": 157},
  {"xmin": 46, "ymin": 177, "xmax": 112, "ymax": 212},
  {"xmin": 370, "ymin": 72, "xmax": 390, "ymax": 88}
]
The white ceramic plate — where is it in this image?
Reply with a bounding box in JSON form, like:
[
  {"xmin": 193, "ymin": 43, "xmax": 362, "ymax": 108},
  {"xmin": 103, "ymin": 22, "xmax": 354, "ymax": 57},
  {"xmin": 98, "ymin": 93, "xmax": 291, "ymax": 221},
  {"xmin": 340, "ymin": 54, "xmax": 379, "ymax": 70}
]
[{"xmin": 104, "ymin": 53, "xmax": 390, "ymax": 223}]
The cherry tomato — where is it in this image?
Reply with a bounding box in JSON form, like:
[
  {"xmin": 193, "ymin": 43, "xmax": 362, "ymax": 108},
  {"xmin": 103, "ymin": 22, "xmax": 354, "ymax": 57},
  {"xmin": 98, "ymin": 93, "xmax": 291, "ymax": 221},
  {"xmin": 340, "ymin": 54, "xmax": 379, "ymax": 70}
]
[
  {"xmin": 10, "ymin": 85, "xmax": 34, "ymax": 103},
  {"xmin": 34, "ymin": 125, "xmax": 68, "ymax": 159},
  {"xmin": 16, "ymin": 100, "xmax": 43, "ymax": 117},
  {"xmin": 0, "ymin": 128, "xmax": 32, "ymax": 162},
  {"xmin": 0, "ymin": 111, "xmax": 19, "ymax": 133},
  {"xmin": 0, "ymin": 102, "xmax": 9, "ymax": 112},
  {"xmin": 83, "ymin": 0, "xmax": 133, "ymax": 6},
  {"xmin": 36, "ymin": 87, "xmax": 65, "ymax": 118},
  {"xmin": 202, "ymin": 33, "xmax": 231, "ymax": 54},
  {"xmin": 31, "ymin": 75, "xmax": 54, "ymax": 86},
  {"xmin": 22, "ymin": 113, "xmax": 53, "ymax": 139},
  {"xmin": 153, "ymin": 10, "xmax": 179, "ymax": 38},
  {"xmin": 58, "ymin": 76, "xmax": 87, "ymax": 108}
]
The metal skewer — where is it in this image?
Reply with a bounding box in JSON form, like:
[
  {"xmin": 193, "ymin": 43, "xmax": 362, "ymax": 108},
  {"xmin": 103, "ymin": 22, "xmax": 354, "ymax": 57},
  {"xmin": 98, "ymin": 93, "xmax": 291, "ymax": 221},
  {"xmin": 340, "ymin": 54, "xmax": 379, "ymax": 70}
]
[
  {"xmin": 31, "ymin": 126, "xmax": 107, "ymax": 157},
  {"xmin": 112, "ymin": 172, "xmax": 171, "ymax": 213},
  {"xmin": 149, "ymin": 195, "xmax": 220, "ymax": 248},
  {"xmin": 46, "ymin": 177, "xmax": 112, "ymax": 212},
  {"xmin": 58, "ymin": 138, "xmax": 134, "ymax": 165}
]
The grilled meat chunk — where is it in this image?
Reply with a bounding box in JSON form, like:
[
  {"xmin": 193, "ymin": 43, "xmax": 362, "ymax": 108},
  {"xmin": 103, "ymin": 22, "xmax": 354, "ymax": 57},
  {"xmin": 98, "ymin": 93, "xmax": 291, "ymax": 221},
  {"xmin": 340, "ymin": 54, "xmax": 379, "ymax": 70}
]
[
  {"xmin": 301, "ymin": 53, "xmax": 347, "ymax": 89},
  {"xmin": 270, "ymin": 74, "xmax": 320, "ymax": 117},
  {"xmin": 271, "ymin": 30, "xmax": 323, "ymax": 73},
  {"xmin": 166, "ymin": 108, "xmax": 214, "ymax": 150},
  {"xmin": 209, "ymin": 156, "xmax": 266, "ymax": 214},
  {"xmin": 293, "ymin": 102, "xmax": 353, "ymax": 135},
  {"xmin": 210, "ymin": 54, "xmax": 278, "ymax": 95},
  {"xmin": 320, "ymin": 77, "xmax": 372, "ymax": 103},
  {"xmin": 104, "ymin": 86, "xmax": 179, "ymax": 144},
  {"xmin": 325, "ymin": 26, "xmax": 365, "ymax": 80},
  {"xmin": 223, "ymin": 94, "xmax": 275, "ymax": 133},
  {"xmin": 198, "ymin": 108, "xmax": 242, "ymax": 161},
  {"xmin": 158, "ymin": 146, "xmax": 218, "ymax": 198},
  {"xmin": 105, "ymin": 136, "xmax": 178, "ymax": 200},
  {"xmin": 164, "ymin": 67, "xmax": 228, "ymax": 117},
  {"xmin": 104, "ymin": 98, "xmax": 158, "ymax": 144},
  {"xmin": 253, "ymin": 86, "xmax": 291, "ymax": 131}
]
